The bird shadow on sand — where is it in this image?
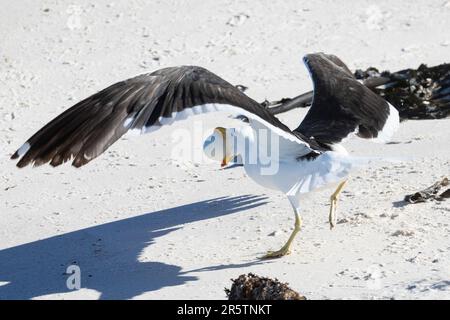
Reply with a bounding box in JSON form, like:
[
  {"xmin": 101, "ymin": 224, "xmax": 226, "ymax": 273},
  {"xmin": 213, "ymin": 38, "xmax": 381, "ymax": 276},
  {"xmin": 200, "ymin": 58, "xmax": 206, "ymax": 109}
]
[{"xmin": 0, "ymin": 195, "xmax": 268, "ymax": 299}]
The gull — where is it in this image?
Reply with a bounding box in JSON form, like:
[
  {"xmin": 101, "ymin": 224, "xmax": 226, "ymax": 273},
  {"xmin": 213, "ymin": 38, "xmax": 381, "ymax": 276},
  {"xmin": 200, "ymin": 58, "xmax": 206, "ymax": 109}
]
[{"xmin": 11, "ymin": 53, "xmax": 399, "ymax": 258}]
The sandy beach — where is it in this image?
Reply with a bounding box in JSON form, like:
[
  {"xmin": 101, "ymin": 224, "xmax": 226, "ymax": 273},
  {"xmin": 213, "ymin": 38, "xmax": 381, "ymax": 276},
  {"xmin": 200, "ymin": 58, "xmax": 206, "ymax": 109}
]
[{"xmin": 1, "ymin": 0, "xmax": 449, "ymax": 299}]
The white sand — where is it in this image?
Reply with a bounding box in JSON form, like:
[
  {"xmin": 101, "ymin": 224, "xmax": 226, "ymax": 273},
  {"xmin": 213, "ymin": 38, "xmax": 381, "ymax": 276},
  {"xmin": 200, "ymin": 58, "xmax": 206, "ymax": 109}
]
[{"xmin": 1, "ymin": 0, "xmax": 449, "ymax": 299}]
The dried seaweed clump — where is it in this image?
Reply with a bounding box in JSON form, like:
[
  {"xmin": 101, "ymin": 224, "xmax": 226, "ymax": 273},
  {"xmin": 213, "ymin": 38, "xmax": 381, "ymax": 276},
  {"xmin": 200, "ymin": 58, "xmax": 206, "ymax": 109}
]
[
  {"xmin": 355, "ymin": 63, "xmax": 450, "ymax": 120},
  {"xmin": 404, "ymin": 177, "xmax": 450, "ymax": 203},
  {"xmin": 225, "ymin": 273, "xmax": 306, "ymax": 300}
]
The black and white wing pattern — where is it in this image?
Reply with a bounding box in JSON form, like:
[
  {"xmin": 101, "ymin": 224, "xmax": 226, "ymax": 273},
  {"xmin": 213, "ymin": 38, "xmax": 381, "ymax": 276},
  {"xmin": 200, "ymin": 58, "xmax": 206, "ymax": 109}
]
[
  {"xmin": 295, "ymin": 53, "xmax": 399, "ymax": 146},
  {"xmin": 11, "ymin": 66, "xmax": 316, "ymax": 168}
]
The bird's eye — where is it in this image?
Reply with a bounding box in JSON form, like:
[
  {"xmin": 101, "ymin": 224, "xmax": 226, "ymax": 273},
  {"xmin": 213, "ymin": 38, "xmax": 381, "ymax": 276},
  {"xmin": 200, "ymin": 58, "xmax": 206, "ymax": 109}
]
[{"xmin": 210, "ymin": 135, "xmax": 215, "ymax": 142}]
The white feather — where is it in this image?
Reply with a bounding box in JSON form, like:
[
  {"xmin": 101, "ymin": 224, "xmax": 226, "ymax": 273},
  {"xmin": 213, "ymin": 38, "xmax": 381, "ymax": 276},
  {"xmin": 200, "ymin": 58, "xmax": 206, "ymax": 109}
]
[{"xmin": 372, "ymin": 103, "xmax": 400, "ymax": 143}]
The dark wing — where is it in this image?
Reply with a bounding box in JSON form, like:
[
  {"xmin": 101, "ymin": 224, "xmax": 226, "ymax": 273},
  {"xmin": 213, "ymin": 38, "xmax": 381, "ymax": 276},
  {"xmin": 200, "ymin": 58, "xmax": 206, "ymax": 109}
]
[
  {"xmin": 321, "ymin": 53, "xmax": 354, "ymax": 77},
  {"xmin": 295, "ymin": 53, "xmax": 399, "ymax": 146},
  {"xmin": 12, "ymin": 66, "xmax": 314, "ymax": 168}
]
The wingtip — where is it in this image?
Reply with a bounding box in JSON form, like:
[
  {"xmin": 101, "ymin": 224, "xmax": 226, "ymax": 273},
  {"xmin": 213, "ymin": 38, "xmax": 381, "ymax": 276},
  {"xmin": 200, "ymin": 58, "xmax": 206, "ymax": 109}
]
[
  {"xmin": 49, "ymin": 154, "xmax": 67, "ymax": 167},
  {"xmin": 72, "ymin": 160, "xmax": 84, "ymax": 168},
  {"xmin": 303, "ymin": 52, "xmax": 322, "ymax": 62},
  {"xmin": 11, "ymin": 142, "xmax": 31, "ymax": 161},
  {"xmin": 16, "ymin": 159, "xmax": 29, "ymax": 168},
  {"xmin": 302, "ymin": 54, "xmax": 310, "ymax": 64},
  {"xmin": 72, "ymin": 154, "xmax": 88, "ymax": 168}
]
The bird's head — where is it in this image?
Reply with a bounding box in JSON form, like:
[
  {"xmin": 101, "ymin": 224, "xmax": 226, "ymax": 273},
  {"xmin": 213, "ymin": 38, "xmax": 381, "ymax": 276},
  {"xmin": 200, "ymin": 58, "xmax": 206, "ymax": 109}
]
[{"xmin": 203, "ymin": 127, "xmax": 235, "ymax": 167}]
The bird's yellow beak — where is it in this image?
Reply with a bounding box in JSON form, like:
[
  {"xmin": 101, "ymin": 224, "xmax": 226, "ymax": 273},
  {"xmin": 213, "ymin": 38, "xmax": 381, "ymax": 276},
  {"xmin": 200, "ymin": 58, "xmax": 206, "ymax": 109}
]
[
  {"xmin": 214, "ymin": 127, "xmax": 232, "ymax": 168},
  {"xmin": 221, "ymin": 155, "xmax": 234, "ymax": 168}
]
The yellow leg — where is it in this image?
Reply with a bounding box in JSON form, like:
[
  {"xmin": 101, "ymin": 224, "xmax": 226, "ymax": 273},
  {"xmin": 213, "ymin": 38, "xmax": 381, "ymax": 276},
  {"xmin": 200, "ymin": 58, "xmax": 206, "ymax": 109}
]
[
  {"xmin": 261, "ymin": 211, "xmax": 302, "ymax": 259},
  {"xmin": 329, "ymin": 180, "xmax": 348, "ymax": 230}
]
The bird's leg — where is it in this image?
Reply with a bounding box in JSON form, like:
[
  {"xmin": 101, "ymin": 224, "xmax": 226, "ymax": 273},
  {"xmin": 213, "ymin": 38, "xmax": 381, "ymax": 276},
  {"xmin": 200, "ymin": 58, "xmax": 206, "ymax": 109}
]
[
  {"xmin": 261, "ymin": 209, "xmax": 302, "ymax": 259},
  {"xmin": 329, "ymin": 180, "xmax": 348, "ymax": 229}
]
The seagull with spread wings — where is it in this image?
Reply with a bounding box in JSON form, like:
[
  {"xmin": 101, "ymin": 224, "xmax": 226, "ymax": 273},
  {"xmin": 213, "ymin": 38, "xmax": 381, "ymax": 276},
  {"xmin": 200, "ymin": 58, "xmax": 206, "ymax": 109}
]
[{"xmin": 11, "ymin": 53, "xmax": 399, "ymax": 258}]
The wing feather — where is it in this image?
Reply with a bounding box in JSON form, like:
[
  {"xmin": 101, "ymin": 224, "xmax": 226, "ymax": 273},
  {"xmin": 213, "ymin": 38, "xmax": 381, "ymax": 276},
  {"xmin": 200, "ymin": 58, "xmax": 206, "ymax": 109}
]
[
  {"xmin": 12, "ymin": 66, "xmax": 316, "ymax": 168},
  {"xmin": 295, "ymin": 53, "xmax": 399, "ymax": 145}
]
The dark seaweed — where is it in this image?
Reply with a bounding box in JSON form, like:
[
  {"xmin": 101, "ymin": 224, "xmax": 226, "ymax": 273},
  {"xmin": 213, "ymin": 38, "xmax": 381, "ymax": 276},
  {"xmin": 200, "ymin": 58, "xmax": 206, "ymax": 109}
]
[{"xmin": 355, "ymin": 63, "xmax": 450, "ymax": 120}]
